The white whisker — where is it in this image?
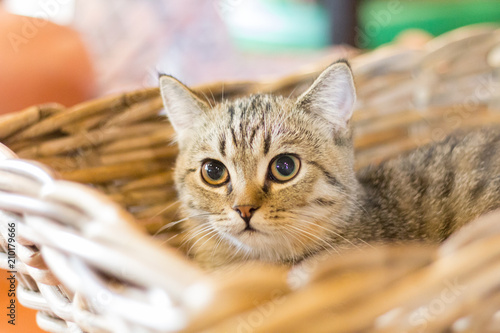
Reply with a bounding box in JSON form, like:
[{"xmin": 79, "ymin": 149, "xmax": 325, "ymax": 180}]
[
  {"xmin": 210, "ymin": 233, "xmax": 226, "ymax": 262},
  {"xmin": 357, "ymin": 238, "xmax": 375, "ymax": 249},
  {"xmin": 186, "ymin": 228, "xmax": 218, "ymax": 256},
  {"xmin": 287, "ymin": 224, "xmax": 338, "ymax": 255},
  {"xmin": 151, "ymin": 200, "xmax": 181, "ymax": 219},
  {"xmin": 154, "ymin": 212, "xmax": 215, "ymax": 236},
  {"xmin": 181, "ymin": 224, "xmax": 213, "ymax": 247},
  {"xmin": 292, "ymin": 211, "xmax": 361, "ymax": 250}
]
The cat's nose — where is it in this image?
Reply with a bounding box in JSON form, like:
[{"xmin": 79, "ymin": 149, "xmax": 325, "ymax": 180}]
[{"xmin": 233, "ymin": 205, "xmax": 259, "ymax": 225}]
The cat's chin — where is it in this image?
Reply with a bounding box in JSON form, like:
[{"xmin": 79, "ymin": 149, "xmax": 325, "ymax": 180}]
[
  {"xmin": 219, "ymin": 228, "xmax": 311, "ymax": 263},
  {"xmin": 222, "ymin": 227, "xmax": 264, "ymax": 245}
]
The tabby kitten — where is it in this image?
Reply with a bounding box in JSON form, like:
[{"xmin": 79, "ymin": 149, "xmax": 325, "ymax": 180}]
[{"xmin": 160, "ymin": 60, "xmax": 500, "ymax": 268}]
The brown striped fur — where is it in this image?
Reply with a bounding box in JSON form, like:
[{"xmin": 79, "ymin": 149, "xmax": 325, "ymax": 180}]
[
  {"xmin": 160, "ymin": 61, "xmax": 500, "ymax": 269},
  {"xmin": 355, "ymin": 129, "xmax": 500, "ymax": 243}
]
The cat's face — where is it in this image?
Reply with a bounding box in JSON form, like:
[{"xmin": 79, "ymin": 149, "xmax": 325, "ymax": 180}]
[{"xmin": 160, "ymin": 61, "xmax": 358, "ymax": 264}]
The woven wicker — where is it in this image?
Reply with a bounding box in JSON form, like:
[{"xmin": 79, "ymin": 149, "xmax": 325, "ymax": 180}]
[{"xmin": 1, "ymin": 24, "xmax": 500, "ymax": 332}]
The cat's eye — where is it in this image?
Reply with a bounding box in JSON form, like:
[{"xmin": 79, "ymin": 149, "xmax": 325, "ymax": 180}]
[
  {"xmin": 201, "ymin": 160, "xmax": 229, "ymax": 186},
  {"xmin": 269, "ymin": 155, "xmax": 300, "ymax": 182}
]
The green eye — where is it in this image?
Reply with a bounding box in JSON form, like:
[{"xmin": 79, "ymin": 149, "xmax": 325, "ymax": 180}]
[
  {"xmin": 269, "ymin": 155, "xmax": 300, "ymax": 182},
  {"xmin": 201, "ymin": 160, "xmax": 229, "ymax": 186}
]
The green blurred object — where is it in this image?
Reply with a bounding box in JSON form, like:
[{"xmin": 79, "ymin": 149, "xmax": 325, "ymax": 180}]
[
  {"xmin": 221, "ymin": 0, "xmax": 330, "ymax": 52},
  {"xmin": 358, "ymin": 0, "xmax": 500, "ymax": 48}
]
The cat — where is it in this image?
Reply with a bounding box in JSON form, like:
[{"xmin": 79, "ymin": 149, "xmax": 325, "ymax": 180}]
[{"xmin": 159, "ymin": 60, "xmax": 500, "ymax": 269}]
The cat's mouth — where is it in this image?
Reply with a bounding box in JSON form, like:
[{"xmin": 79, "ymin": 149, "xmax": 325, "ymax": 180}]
[
  {"xmin": 239, "ymin": 225, "xmax": 259, "ymax": 234},
  {"xmin": 236, "ymin": 221, "xmax": 270, "ymax": 236}
]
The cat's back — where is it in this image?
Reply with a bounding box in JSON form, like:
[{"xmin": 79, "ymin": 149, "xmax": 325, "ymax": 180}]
[{"xmin": 356, "ymin": 127, "xmax": 500, "ymax": 242}]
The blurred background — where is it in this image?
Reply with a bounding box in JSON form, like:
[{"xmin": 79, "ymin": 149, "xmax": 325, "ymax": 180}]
[{"xmin": 1, "ymin": 0, "xmax": 499, "ymax": 114}]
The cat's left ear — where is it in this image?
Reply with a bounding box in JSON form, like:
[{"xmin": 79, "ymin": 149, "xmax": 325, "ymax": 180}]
[
  {"xmin": 159, "ymin": 74, "xmax": 209, "ymax": 135},
  {"xmin": 296, "ymin": 60, "xmax": 356, "ymax": 130}
]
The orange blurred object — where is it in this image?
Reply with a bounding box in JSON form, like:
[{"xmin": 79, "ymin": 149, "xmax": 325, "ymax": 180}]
[
  {"xmin": 0, "ymin": 7, "xmax": 95, "ymax": 328},
  {"xmin": 0, "ymin": 270, "xmax": 45, "ymax": 333},
  {"xmin": 0, "ymin": 6, "xmax": 96, "ymax": 114}
]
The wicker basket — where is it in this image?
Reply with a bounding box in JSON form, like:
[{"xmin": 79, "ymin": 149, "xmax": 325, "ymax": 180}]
[{"xmin": 1, "ymin": 24, "xmax": 500, "ymax": 332}]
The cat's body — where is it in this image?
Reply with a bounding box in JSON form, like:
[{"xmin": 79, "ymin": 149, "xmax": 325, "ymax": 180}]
[
  {"xmin": 355, "ymin": 129, "xmax": 500, "ymax": 243},
  {"xmin": 159, "ymin": 61, "xmax": 500, "ymax": 269}
]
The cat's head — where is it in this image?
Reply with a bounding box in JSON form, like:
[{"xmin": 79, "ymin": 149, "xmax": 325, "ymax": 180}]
[{"xmin": 160, "ymin": 60, "xmax": 358, "ymax": 264}]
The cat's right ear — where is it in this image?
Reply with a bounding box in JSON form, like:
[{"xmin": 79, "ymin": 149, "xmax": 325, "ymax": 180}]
[{"xmin": 159, "ymin": 74, "xmax": 209, "ymax": 135}]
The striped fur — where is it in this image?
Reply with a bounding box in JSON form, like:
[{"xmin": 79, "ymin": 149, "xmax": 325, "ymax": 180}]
[
  {"xmin": 355, "ymin": 129, "xmax": 500, "ymax": 243},
  {"xmin": 160, "ymin": 62, "xmax": 500, "ymax": 269}
]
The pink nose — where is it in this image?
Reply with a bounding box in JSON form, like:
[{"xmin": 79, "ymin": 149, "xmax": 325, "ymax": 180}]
[{"xmin": 233, "ymin": 205, "xmax": 259, "ymax": 225}]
